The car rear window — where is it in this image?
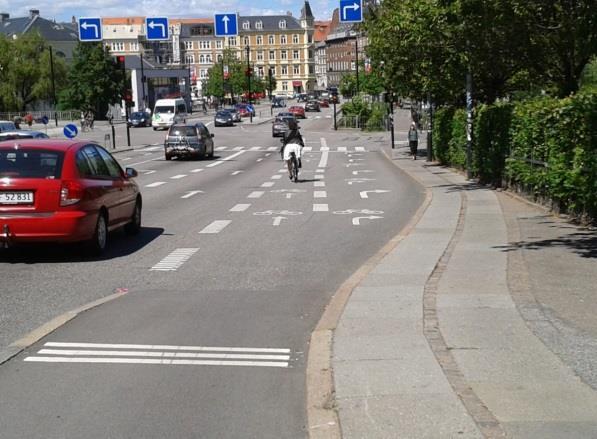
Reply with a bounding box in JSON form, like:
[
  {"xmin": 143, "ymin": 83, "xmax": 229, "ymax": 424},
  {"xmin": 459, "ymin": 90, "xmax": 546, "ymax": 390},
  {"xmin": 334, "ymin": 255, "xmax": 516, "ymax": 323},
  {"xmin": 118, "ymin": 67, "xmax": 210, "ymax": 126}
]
[
  {"xmin": 169, "ymin": 126, "xmax": 197, "ymax": 137},
  {"xmin": 0, "ymin": 148, "xmax": 64, "ymax": 179}
]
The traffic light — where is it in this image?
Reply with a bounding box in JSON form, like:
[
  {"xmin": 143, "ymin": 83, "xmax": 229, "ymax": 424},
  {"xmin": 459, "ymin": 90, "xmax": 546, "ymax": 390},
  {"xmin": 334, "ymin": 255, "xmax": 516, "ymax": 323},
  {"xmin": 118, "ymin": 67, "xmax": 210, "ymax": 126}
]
[{"xmin": 330, "ymin": 94, "xmax": 339, "ymax": 104}]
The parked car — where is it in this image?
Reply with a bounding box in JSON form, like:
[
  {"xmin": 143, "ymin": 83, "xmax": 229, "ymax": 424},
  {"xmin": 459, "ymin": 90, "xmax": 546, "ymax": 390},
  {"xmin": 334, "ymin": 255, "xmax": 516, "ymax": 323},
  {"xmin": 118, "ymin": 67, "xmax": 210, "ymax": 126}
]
[
  {"xmin": 305, "ymin": 100, "xmax": 321, "ymax": 112},
  {"xmin": 0, "ymin": 121, "xmax": 17, "ymax": 133},
  {"xmin": 272, "ymin": 115, "xmax": 297, "ymax": 137},
  {"xmin": 288, "ymin": 106, "xmax": 306, "ymax": 119},
  {"xmin": 0, "ymin": 130, "xmax": 49, "ymax": 141},
  {"xmin": 227, "ymin": 108, "xmax": 242, "ymax": 122},
  {"xmin": 128, "ymin": 111, "xmax": 151, "ymax": 128},
  {"xmin": 319, "ymin": 99, "xmax": 330, "ymax": 108},
  {"xmin": 0, "ymin": 139, "xmax": 141, "ymax": 254},
  {"xmin": 214, "ymin": 110, "xmax": 234, "ymax": 127},
  {"xmin": 164, "ymin": 123, "xmax": 215, "ymax": 160}
]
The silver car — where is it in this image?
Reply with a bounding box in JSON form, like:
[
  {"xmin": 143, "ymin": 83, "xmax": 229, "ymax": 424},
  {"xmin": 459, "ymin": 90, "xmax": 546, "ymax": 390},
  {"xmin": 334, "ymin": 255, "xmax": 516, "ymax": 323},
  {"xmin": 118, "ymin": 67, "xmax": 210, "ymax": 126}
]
[{"xmin": 164, "ymin": 123, "xmax": 215, "ymax": 160}]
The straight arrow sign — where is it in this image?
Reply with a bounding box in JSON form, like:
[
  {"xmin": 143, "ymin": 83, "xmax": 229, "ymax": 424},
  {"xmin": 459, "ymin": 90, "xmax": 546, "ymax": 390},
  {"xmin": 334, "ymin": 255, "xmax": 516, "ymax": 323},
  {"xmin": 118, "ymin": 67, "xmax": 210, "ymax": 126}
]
[
  {"xmin": 352, "ymin": 216, "xmax": 383, "ymax": 225},
  {"xmin": 222, "ymin": 15, "xmax": 230, "ymax": 34},
  {"xmin": 360, "ymin": 190, "xmax": 390, "ymax": 199}
]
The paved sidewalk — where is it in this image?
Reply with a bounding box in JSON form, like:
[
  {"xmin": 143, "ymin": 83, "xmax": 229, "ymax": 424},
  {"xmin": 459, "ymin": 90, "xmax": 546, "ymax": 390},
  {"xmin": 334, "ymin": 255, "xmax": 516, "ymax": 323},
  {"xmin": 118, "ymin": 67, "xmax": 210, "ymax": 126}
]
[{"xmin": 330, "ymin": 126, "xmax": 597, "ymax": 437}]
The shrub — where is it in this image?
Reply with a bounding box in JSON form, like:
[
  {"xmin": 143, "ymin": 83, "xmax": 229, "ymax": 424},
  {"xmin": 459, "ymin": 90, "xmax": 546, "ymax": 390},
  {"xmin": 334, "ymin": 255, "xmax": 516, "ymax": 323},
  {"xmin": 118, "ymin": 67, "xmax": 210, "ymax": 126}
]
[
  {"xmin": 474, "ymin": 103, "xmax": 513, "ymax": 186},
  {"xmin": 448, "ymin": 109, "xmax": 467, "ymax": 170},
  {"xmin": 433, "ymin": 107, "xmax": 455, "ymax": 164}
]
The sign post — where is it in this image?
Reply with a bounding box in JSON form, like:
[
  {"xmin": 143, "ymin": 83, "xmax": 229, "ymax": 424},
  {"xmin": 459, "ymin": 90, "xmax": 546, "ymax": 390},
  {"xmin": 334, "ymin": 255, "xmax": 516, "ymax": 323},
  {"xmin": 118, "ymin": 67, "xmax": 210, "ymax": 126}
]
[
  {"xmin": 146, "ymin": 17, "xmax": 169, "ymax": 41},
  {"xmin": 78, "ymin": 17, "xmax": 102, "ymax": 42},
  {"xmin": 339, "ymin": 0, "xmax": 363, "ymax": 23},
  {"xmin": 214, "ymin": 13, "xmax": 239, "ymax": 37}
]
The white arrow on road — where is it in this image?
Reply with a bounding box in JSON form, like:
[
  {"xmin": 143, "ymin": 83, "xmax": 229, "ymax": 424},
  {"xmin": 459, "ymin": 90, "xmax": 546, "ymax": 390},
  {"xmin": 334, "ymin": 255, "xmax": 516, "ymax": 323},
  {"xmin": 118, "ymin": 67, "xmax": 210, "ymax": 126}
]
[
  {"xmin": 360, "ymin": 190, "xmax": 390, "ymax": 199},
  {"xmin": 346, "ymin": 178, "xmax": 376, "ymax": 185},
  {"xmin": 349, "ymin": 158, "xmax": 365, "ymax": 162},
  {"xmin": 81, "ymin": 21, "xmax": 99, "ymax": 38},
  {"xmin": 273, "ymin": 216, "xmax": 287, "ymax": 226},
  {"xmin": 222, "ymin": 15, "xmax": 230, "ymax": 33},
  {"xmin": 352, "ymin": 170, "xmax": 374, "ymax": 175},
  {"xmin": 342, "ymin": 2, "xmax": 360, "ymax": 20},
  {"xmin": 148, "ymin": 21, "xmax": 166, "ymax": 37},
  {"xmin": 352, "ymin": 216, "xmax": 383, "ymax": 225}
]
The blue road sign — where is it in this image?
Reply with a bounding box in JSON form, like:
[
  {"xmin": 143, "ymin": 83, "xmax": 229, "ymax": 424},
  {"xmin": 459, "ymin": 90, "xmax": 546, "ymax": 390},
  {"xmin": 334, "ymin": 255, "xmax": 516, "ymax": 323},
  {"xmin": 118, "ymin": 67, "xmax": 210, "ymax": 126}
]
[
  {"xmin": 63, "ymin": 124, "xmax": 78, "ymax": 139},
  {"xmin": 41, "ymin": 115, "xmax": 49, "ymax": 125},
  {"xmin": 78, "ymin": 17, "xmax": 102, "ymax": 42},
  {"xmin": 214, "ymin": 13, "xmax": 238, "ymax": 37},
  {"xmin": 146, "ymin": 17, "xmax": 169, "ymax": 41},
  {"xmin": 339, "ymin": 0, "xmax": 362, "ymax": 23}
]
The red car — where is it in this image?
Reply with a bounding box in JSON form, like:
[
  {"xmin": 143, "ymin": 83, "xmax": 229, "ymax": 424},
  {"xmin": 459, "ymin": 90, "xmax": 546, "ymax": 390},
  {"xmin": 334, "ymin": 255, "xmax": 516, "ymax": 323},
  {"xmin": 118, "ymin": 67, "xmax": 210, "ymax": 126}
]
[
  {"xmin": 289, "ymin": 106, "xmax": 306, "ymax": 119},
  {"xmin": 0, "ymin": 140, "xmax": 141, "ymax": 254},
  {"xmin": 319, "ymin": 99, "xmax": 330, "ymax": 108}
]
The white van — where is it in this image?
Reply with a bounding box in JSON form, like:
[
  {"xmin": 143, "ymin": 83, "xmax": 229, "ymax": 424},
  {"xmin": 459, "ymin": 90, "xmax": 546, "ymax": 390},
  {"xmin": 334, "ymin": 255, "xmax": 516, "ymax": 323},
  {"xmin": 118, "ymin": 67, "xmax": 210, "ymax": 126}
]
[{"xmin": 152, "ymin": 98, "xmax": 187, "ymax": 130}]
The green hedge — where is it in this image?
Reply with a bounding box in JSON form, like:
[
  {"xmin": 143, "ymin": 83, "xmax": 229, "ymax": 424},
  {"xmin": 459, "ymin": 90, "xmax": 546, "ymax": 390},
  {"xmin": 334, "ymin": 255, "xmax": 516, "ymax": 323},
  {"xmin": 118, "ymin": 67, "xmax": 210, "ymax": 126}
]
[
  {"xmin": 433, "ymin": 107, "xmax": 455, "ymax": 164},
  {"xmin": 448, "ymin": 109, "xmax": 467, "ymax": 170},
  {"xmin": 474, "ymin": 103, "xmax": 513, "ymax": 186}
]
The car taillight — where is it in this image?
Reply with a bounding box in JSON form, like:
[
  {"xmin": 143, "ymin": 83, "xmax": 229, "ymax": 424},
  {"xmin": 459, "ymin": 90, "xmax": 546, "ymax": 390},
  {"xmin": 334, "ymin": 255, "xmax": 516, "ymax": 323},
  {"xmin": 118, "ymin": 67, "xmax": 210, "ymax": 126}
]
[{"xmin": 60, "ymin": 180, "xmax": 84, "ymax": 206}]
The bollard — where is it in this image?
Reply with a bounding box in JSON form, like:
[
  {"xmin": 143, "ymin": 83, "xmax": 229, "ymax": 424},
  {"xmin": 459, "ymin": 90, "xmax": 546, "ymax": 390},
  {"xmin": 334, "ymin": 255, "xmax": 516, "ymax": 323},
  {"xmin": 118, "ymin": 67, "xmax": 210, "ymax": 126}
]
[{"xmin": 111, "ymin": 124, "xmax": 116, "ymax": 149}]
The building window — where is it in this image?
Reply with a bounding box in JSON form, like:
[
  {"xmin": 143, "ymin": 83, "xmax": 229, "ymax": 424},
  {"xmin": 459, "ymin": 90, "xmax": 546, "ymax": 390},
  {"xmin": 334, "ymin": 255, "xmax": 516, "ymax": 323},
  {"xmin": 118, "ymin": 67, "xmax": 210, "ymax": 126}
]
[
  {"xmin": 281, "ymin": 50, "xmax": 287, "ymax": 60},
  {"xmin": 258, "ymin": 66, "xmax": 264, "ymax": 77},
  {"xmin": 256, "ymin": 35, "xmax": 263, "ymax": 45},
  {"xmin": 293, "ymin": 65, "xmax": 300, "ymax": 75},
  {"xmin": 185, "ymin": 41, "xmax": 193, "ymax": 50},
  {"xmin": 243, "ymin": 36, "xmax": 249, "ymax": 46},
  {"xmin": 282, "ymin": 81, "xmax": 288, "ymax": 91},
  {"xmin": 269, "ymin": 50, "xmax": 275, "ymax": 60},
  {"xmin": 309, "ymin": 65, "xmax": 315, "ymax": 74},
  {"xmin": 293, "ymin": 50, "xmax": 299, "ymax": 60},
  {"xmin": 200, "ymin": 41, "xmax": 211, "ymax": 49},
  {"xmin": 217, "ymin": 54, "xmax": 223, "ymax": 61},
  {"xmin": 279, "ymin": 20, "xmax": 286, "ymax": 29},
  {"xmin": 269, "ymin": 66, "xmax": 276, "ymax": 76},
  {"xmin": 257, "ymin": 51, "xmax": 264, "ymax": 61},
  {"xmin": 280, "ymin": 35, "xmax": 287, "ymax": 44},
  {"xmin": 199, "ymin": 54, "xmax": 206, "ymax": 63},
  {"xmin": 268, "ymin": 35, "xmax": 274, "ymax": 44},
  {"xmin": 130, "ymin": 41, "xmax": 138, "ymax": 51},
  {"xmin": 292, "ymin": 34, "xmax": 299, "ymax": 44},
  {"xmin": 186, "ymin": 54, "xmax": 195, "ymax": 64},
  {"xmin": 110, "ymin": 42, "xmax": 124, "ymax": 52},
  {"xmin": 228, "ymin": 37, "xmax": 237, "ymax": 46},
  {"xmin": 206, "ymin": 54, "xmax": 212, "ymax": 63},
  {"xmin": 200, "ymin": 69, "xmax": 208, "ymax": 78},
  {"xmin": 242, "ymin": 21, "xmax": 250, "ymax": 30},
  {"xmin": 256, "ymin": 21, "xmax": 263, "ymax": 30},
  {"xmin": 216, "ymin": 40, "xmax": 223, "ymax": 49},
  {"xmin": 281, "ymin": 65, "xmax": 288, "ymax": 75},
  {"xmin": 308, "ymin": 34, "xmax": 313, "ymax": 43}
]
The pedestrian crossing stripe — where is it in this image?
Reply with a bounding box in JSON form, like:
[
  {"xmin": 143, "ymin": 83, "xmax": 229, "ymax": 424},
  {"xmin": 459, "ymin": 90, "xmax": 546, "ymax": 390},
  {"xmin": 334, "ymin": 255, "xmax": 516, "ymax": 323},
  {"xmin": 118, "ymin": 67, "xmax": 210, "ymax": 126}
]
[{"xmin": 210, "ymin": 146, "xmax": 367, "ymax": 153}]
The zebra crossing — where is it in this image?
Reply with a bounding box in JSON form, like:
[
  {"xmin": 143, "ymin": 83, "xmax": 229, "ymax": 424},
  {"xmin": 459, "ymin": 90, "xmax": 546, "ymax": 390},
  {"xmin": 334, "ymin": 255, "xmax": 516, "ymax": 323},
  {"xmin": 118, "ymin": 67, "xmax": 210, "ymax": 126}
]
[{"xmin": 210, "ymin": 145, "xmax": 368, "ymax": 153}]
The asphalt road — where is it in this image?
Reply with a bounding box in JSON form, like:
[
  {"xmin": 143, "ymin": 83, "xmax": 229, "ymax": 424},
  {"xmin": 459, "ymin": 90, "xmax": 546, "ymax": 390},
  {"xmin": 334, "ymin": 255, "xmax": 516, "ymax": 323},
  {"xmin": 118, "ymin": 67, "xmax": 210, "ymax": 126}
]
[{"xmin": 0, "ymin": 107, "xmax": 425, "ymax": 438}]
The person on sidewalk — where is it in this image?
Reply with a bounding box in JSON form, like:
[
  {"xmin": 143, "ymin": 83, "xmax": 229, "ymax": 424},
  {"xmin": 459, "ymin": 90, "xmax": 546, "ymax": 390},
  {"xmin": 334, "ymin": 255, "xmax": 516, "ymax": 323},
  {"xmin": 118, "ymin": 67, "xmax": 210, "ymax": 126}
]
[{"xmin": 408, "ymin": 122, "xmax": 419, "ymax": 160}]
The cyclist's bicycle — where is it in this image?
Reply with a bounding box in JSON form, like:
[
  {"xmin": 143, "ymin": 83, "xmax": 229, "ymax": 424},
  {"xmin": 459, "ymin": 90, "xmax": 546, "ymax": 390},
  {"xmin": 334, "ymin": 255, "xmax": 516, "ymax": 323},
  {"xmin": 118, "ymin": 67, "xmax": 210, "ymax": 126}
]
[{"xmin": 289, "ymin": 151, "xmax": 299, "ymax": 183}]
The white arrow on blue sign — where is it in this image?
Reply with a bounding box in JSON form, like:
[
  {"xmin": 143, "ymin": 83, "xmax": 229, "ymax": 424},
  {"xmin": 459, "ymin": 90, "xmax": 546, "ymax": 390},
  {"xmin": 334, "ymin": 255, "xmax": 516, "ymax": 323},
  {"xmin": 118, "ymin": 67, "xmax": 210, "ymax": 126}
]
[
  {"xmin": 78, "ymin": 17, "xmax": 102, "ymax": 42},
  {"xmin": 339, "ymin": 0, "xmax": 363, "ymax": 23},
  {"xmin": 63, "ymin": 124, "xmax": 78, "ymax": 139},
  {"xmin": 214, "ymin": 13, "xmax": 238, "ymax": 37},
  {"xmin": 146, "ymin": 17, "xmax": 169, "ymax": 41}
]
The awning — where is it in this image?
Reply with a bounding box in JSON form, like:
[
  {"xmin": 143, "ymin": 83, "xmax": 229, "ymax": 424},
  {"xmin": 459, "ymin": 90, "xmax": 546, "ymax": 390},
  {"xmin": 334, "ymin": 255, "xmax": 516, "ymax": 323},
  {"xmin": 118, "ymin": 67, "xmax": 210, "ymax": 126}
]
[{"xmin": 292, "ymin": 81, "xmax": 302, "ymax": 87}]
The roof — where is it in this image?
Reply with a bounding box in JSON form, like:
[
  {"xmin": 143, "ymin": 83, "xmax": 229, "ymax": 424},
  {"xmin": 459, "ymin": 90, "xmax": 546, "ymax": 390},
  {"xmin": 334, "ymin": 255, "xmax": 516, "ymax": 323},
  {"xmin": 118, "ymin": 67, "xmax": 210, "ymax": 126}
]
[
  {"xmin": 171, "ymin": 18, "xmax": 213, "ymax": 25},
  {"xmin": 300, "ymin": 1, "xmax": 314, "ymax": 20},
  {"xmin": 313, "ymin": 20, "xmax": 331, "ymax": 42},
  {"xmin": 238, "ymin": 15, "xmax": 303, "ymax": 31},
  {"xmin": 102, "ymin": 17, "xmax": 145, "ymax": 25},
  {"xmin": 0, "ymin": 14, "xmax": 78, "ymax": 41}
]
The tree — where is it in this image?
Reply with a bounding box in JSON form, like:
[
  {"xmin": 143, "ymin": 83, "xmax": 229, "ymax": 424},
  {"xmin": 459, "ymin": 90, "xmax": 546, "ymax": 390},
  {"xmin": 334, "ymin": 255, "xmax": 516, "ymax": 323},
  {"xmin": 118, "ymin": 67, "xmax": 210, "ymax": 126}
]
[
  {"xmin": 339, "ymin": 62, "xmax": 385, "ymax": 97},
  {"xmin": 0, "ymin": 33, "xmax": 68, "ymax": 111},
  {"xmin": 59, "ymin": 42, "xmax": 124, "ymax": 114}
]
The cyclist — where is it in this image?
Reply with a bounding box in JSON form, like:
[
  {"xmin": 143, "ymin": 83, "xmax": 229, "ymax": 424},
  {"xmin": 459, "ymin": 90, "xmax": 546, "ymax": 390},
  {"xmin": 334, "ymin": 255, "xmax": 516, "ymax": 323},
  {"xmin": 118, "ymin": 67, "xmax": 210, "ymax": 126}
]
[{"xmin": 281, "ymin": 119, "xmax": 304, "ymax": 180}]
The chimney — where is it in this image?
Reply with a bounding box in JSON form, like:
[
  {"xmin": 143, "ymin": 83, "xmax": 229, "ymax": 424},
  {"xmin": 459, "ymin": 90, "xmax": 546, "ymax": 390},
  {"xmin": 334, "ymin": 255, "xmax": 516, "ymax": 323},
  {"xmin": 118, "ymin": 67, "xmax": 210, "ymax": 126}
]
[
  {"xmin": 0, "ymin": 12, "xmax": 9, "ymax": 23},
  {"xmin": 29, "ymin": 9, "xmax": 40, "ymax": 19},
  {"xmin": 71, "ymin": 16, "xmax": 76, "ymax": 26}
]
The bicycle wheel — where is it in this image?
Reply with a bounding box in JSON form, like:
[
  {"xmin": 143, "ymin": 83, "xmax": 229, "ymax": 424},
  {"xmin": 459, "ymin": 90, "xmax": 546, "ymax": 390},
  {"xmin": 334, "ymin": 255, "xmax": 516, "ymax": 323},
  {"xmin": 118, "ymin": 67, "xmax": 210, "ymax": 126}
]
[{"xmin": 291, "ymin": 156, "xmax": 299, "ymax": 182}]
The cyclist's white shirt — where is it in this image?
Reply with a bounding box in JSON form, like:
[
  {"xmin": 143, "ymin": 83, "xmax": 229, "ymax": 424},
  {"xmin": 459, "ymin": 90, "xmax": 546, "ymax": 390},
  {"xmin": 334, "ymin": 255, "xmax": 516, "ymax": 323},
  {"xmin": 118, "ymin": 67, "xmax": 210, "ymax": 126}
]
[{"xmin": 283, "ymin": 143, "xmax": 302, "ymax": 161}]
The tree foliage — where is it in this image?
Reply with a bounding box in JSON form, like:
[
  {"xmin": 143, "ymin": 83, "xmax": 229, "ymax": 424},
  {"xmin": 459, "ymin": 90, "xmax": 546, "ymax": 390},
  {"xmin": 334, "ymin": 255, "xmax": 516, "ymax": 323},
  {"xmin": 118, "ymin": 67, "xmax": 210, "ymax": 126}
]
[
  {"xmin": 59, "ymin": 42, "xmax": 124, "ymax": 113},
  {"xmin": 339, "ymin": 63, "xmax": 385, "ymax": 97},
  {"xmin": 364, "ymin": 0, "xmax": 597, "ymax": 103},
  {"xmin": 0, "ymin": 33, "xmax": 68, "ymax": 111}
]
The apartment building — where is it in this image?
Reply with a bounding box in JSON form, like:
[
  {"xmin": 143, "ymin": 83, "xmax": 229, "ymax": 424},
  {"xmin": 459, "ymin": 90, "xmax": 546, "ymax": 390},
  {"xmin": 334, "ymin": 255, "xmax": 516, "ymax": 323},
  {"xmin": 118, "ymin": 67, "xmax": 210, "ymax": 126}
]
[{"xmin": 313, "ymin": 19, "xmax": 335, "ymax": 90}]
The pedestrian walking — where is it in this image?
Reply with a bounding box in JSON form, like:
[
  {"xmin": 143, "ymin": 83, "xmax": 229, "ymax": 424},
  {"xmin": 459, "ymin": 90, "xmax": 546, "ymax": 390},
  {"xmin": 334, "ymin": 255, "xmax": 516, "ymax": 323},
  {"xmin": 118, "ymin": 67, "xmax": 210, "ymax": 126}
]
[{"xmin": 408, "ymin": 122, "xmax": 419, "ymax": 160}]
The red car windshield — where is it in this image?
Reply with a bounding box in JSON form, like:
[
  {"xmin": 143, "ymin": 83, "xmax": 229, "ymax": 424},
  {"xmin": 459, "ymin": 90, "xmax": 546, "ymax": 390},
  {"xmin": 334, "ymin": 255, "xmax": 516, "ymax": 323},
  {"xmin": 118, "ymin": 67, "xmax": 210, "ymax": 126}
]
[{"xmin": 0, "ymin": 148, "xmax": 64, "ymax": 179}]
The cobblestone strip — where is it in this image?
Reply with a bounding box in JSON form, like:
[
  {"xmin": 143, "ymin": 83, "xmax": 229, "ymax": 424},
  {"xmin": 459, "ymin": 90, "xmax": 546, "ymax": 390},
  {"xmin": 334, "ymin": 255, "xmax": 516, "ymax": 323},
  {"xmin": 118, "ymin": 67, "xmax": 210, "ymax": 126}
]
[{"xmin": 423, "ymin": 190, "xmax": 509, "ymax": 439}]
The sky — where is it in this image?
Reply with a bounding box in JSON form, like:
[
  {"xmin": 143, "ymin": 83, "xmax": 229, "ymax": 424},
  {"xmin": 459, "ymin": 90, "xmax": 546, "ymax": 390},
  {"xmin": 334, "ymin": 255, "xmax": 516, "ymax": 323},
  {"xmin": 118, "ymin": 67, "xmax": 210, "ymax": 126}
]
[{"xmin": 0, "ymin": 0, "xmax": 333, "ymax": 22}]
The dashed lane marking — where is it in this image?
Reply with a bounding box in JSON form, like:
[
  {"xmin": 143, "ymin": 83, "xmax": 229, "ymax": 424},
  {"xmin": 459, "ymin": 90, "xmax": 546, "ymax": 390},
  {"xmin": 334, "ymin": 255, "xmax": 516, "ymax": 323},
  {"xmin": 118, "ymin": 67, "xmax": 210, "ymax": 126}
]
[
  {"xmin": 267, "ymin": 147, "xmax": 278, "ymax": 151},
  {"xmin": 355, "ymin": 146, "xmax": 366, "ymax": 152},
  {"xmin": 261, "ymin": 182, "xmax": 275, "ymax": 187},
  {"xmin": 231, "ymin": 170, "xmax": 243, "ymax": 175},
  {"xmin": 142, "ymin": 170, "xmax": 156, "ymax": 175},
  {"xmin": 303, "ymin": 146, "xmax": 313, "ymax": 152},
  {"xmin": 314, "ymin": 191, "xmax": 327, "ymax": 198},
  {"xmin": 170, "ymin": 174, "xmax": 187, "ymax": 179},
  {"xmin": 230, "ymin": 204, "xmax": 251, "ymax": 212},
  {"xmin": 314, "ymin": 181, "xmax": 325, "ymax": 187},
  {"xmin": 150, "ymin": 248, "xmax": 199, "ymax": 271},
  {"xmin": 216, "ymin": 146, "xmax": 227, "ymax": 151},
  {"xmin": 250, "ymin": 146, "xmax": 261, "ymax": 151},
  {"xmin": 315, "ymin": 174, "xmax": 325, "ymax": 180},
  {"xmin": 271, "ymin": 175, "xmax": 282, "ymax": 180},
  {"xmin": 257, "ymin": 158, "xmax": 263, "ymax": 162},
  {"xmin": 191, "ymin": 168, "xmax": 204, "ymax": 173},
  {"xmin": 146, "ymin": 181, "xmax": 167, "ymax": 188},
  {"xmin": 318, "ymin": 147, "xmax": 329, "ymax": 168},
  {"xmin": 199, "ymin": 220, "xmax": 231, "ymax": 234},
  {"xmin": 313, "ymin": 204, "xmax": 329, "ymax": 212},
  {"xmin": 338, "ymin": 146, "xmax": 347, "ymax": 152},
  {"xmin": 181, "ymin": 190, "xmax": 203, "ymax": 199},
  {"xmin": 206, "ymin": 150, "xmax": 245, "ymax": 168},
  {"xmin": 248, "ymin": 191, "xmax": 265, "ymax": 199}
]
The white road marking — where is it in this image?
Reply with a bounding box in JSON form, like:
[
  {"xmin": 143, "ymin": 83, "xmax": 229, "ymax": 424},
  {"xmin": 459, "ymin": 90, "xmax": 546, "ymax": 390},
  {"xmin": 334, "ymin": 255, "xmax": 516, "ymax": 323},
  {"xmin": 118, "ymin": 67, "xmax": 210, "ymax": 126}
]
[
  {"xmin": 199, "ymin": 220, "xmax": 231, "ymax": 234},
  {"xmin": 191, "ymin": 168, "xmax": 204, "ymax": 173},
  {"xmin": 360, "ymin": 190, "xmax": 390, "ymax": 199},
  {"xmin": 313, "ymin": 204, "xmax": 329, "ymax": 212},
  {"xmin": 170, "ymin": 174, "xmax": 187, "ymax": 179},
  {"xmin": 120, "ymin": 157, "xmax": 132, "ymax": 161},
  {"xmin": 37, "ymin": 349, "xmax": 289, "ymax": 361},
  {"xmin": 230, "ymin": 204, "xmax": 251, "ymax": 212},
  {"xmin": 129, "ymin": 157, "xmax": 160, "ymax": 167},
  {"xmin": 207, "ymin": 150, "xmax": 245, "ymax": 167},
  {"xmin": 352, "ymin": 216, "xmax": 383, "ymax": 225},
  {"xmin": 257, "ymin": 158, "xmax": 263, "ymax": 162},
  {"xmin": 261, "ymin": 181, "xmax": 275, "ymax": 187},
  {"xmin": 271, "ymin": 175, "xmax": 282, "ymax": 180},
  {"xmin": 265, "ymin": 153, "xmax": 272, "ymax": 157},
  {"xmin": 233, "ymin": 146, "xmax": 244, "ymax": 151},
  {"xmin": 314, "ymin": 181, "xmax": 325, "ymax": 187},
  {"xmin": 145, "ymin": 146, "xmax": 162, "ymax": 151},
  {"xmin": 349, "ymin": 158, "xmax": 365, "ymax": 162},
  {"xmin": 181, "ymin": 190, "xmax": 203, "ymax": 199},
  {"xmin": 303, "ymin": 146, "xmax": 313, "ymax": 152},
  {"xmin": 205, "ymin": 121, "xmax": 213, "ymax": 127},
  {"xmin": 315, "ymin": 174, "xmax": 325, "ymax": 179},
  {"xmin": 318, "ymin": 149, "xmax": 329, "ymax": 168},
  {"xmin": 267, "ymin": 147, "xmax": 278, "ymax": 151},
  {"xmin": 338, "ymin": 146, "xmax": 347, "ymax": 152},
  {"xmin": 272, "ymin": 216, "xmax": 286, "ymax": 226},
  {"xmin": 150, "ymin": 248, "xmax": 199, "ymax": 271},
  {"xmin": 231, "ymin": 170, "xmax": 243, "ymax": 175},
  {"xmin": 314, "ymin": 191, "xmax": 327, "ymax": 198},
  {"xmin": 320, "ymin": 138, "xmax": 328, "ymax": 151},
  {"xmin": 278, "ymin": 169, "xmax": 287, "ymax": 173},
  {"xmin": 24, "ymin": 357, "xmax": 288, "ymax": 368},
  {"xmin": 216, "ymin": 146, "xmax": 227, "ymax": 151},
  {"xmin": 43, "ymin": 341, "xmax": 291, "ymax": 353},
  {"xmin": 146, "ymin": 181, "xmax": 167, "ymax": 188},
  {"xmin": 352, "ymin": 170, "xmax": 374, "ymax": 175},
  {"xmin": 248, "ymin": 191, "xmax": 264, "ymax": 199},
  {"xmin": 143, "ymin": 170, "xmax": 156, "ymax": 175},
  {"xmin": 250, "ymin": 146, "xmax": 262, "ymax": 151},
  {"xmin": 355, "ymin": 147, "xmax": 366, "ymax": 152},
  {"xmin": 317, "ymin": 168, "xmax": 326, "ymax": 173}
]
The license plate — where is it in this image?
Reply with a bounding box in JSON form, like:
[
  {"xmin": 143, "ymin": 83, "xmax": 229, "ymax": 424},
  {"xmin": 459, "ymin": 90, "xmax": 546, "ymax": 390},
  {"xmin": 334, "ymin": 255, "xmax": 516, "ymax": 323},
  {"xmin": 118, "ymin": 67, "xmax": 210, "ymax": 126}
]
[{"xmin": 0, "ymin": 191, "xmax": 34, "ymax": 204}]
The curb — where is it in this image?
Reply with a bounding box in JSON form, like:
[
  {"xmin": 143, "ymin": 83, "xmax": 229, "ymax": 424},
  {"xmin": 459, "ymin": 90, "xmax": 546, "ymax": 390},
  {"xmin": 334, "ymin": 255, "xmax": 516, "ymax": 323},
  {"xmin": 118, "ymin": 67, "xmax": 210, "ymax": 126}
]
[
  {"xmin": 306, "ymin": 148, "xmax": 433, "ymax": 439},
  {"xmin": 0, "ymin": 289, "xmax": 128, "ymax": 366}
]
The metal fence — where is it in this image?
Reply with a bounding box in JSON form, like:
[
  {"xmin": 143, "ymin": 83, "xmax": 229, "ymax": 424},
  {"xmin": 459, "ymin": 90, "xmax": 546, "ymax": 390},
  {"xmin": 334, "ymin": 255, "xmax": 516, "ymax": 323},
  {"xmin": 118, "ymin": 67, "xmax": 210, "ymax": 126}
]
[
  {"xmin": 337, "ymin": 115, "xmax": 389, "ymax": 131},
  {"xmin": 0, "ymin": 110, "xmax": 80, "ymax": 123}
]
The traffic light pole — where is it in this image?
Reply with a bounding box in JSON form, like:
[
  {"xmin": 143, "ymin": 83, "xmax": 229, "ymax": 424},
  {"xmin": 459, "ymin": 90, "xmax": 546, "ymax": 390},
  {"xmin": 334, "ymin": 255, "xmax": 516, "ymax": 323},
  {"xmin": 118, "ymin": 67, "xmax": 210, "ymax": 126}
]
[
  {"xmin": 48, "ymin": 46, "xmax": 58, "ymax": 127},
  {"xmin": 389, "ymin": 93, "xmax": 395, "ymax": 149},
  {"xmin": 246, "ymin": 45, "xmax": 252, "ymax": 123},
  {"xmin": 119, "ymin": 56, "xmax": 131, "ymax": 147}
]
